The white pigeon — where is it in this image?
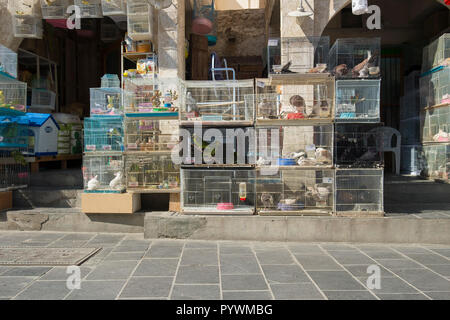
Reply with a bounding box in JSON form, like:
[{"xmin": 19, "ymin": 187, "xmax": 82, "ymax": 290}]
[
  {"xmin": 109, "ymin": 172, "xmax": 123, "ymax": 190},
  {"xmin": 87, "ymin": 176, "xmax": 100, "ymax": 191}
]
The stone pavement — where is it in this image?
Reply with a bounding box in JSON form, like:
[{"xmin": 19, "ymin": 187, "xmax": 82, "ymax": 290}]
[{"xmin": 0, "ymin": 231, "xmax": 449, "ymax": 300}]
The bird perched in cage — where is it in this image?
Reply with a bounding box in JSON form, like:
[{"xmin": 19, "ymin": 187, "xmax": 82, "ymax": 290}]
[
  {"xmin": 261, "ymin": 193, "xmax": 274, "ymax": 209},
  {"xmin": 281, "ymin": 61, "xmax": 296, "ymax": 74},
  {"xmin": 333, "ymin": 64, "xmax": 349, "ymax": 77},
  {"xmin": 308, "ymin": 64, "xmax": 328, "ymax": 74},
  {"xmin": 88, "ymin": 176, "xmax": 100, "ymax": 191},
  {"xmin": 353, "ymin": 52, "xmax": 379, "ymax": 78}
]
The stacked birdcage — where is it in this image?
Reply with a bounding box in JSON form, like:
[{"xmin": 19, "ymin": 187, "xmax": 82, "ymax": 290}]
[
  {"xmin": 40, "ymin": 0, "xmax": 71, "ymax": 19},
  {"xmin": 84, "ymin": 74, "xmax": 125, "ymax": 193},
  {"xmin": 179, "ymin": 79, "xmax": 256, "ymax": 215},
  {"xmin": 330, "ymin": 38, "xmax": 384, "ymax": 216},
  {"xmin": 0, "ymin": 44, "xmax": 18, "ymax": 79},
  {"xmin": 127, "ymin": 0, "xmax": 154, "ymax": 41},
  {"xmin": 74, "ymin": 0, "xmax": 103, "ymax": 18},
  {"xmin": 420, "ymin": 34, "xmax": 450, "ymax": 183},
  {"xmin": 9, "ymin": 0, "xmax": 43, "ymax": 39},
  {"xmin": 101, "ymin": 0, "xmax": 127, "ymax": 16},
  {"xmin": 123, "ymin": 75, "xmax": 180, "ymax": 193}
]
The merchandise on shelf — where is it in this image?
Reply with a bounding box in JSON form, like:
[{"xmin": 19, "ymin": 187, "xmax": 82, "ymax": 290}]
[
  {"xmin": 399, "ymin": 116, "xmax": 421, "ymax": 145},
  {"xmin": 127, "ymin": 0, "xmax": 154, "ymax": 41},
  {"xmin": 0, "ymin": 44, "xmax": 18, "ymax": 79},
  {"xmin": 256, "ymin": 124, "xmax": 333, "ymax": 168},
  {"xmin": 268, "ymin": 37, "xmax": 330, "ymax": 74},
  {"xmin": 420, "ymin": 67, "xmax": 450, "ymax": 109},
  {"xmin": 125, "ymin": 118, "xmax": 179, "ymax": 152},
  {"xmin": 182, "ymin": 168, "xmax": 255, "ymax": 214},
  {"xmin": 124, "ymin": 77, "xmax": 179, "ymax": 116},
  {"xmin": 401, "ymin": 145, "xmax": 424, "ymax": 176},
  {"xmin": 74, "ymin": 0, "xmax": 103, "ymax": 18},
  {"xmin": 84, "ymin": 116, "xmax": 124, "ymax": 153},
  {"xmin": 334, "ymin": 123, "xmax": 384, "ymax": 168},
  {"xmin": 90, "ymin": 87, "xmax": 123, "ymax": 116},
  {"xmin": 329, "ymin": 38, "xmax": 381, "ymax": 79},
  {"xmin": 422, "ymin": 143, "xmax": 449, "ymax": 182},
  {"xmin": 335, "ymin": 169, "xmax": 383, "ymax": 215},
  {"xmin": 180, "ymin": 80, "xmax": 254, "ymax": 123},
  {"xmin": 254, "ymin": 76, "xmax": 334, "ymax": 122},
  {"xmin": 101, "ymin": 74, "xmax": 121, "ymax": 88},
  {"xmin": 40, "ymin": 0, "xmax": 70, "ymax": 19},
  {"xmin": 421, "ymin": 105, "xmax": 450, "ymax": 143},
  {"xmin": 21, "ymin": 113, "xmax": 60, "ymax": 156},
  {"xmin": 125, "ymin": 154, "xmax": 180, "ymax": 191},
  {"xmin": 83, "ymin": 153, "xmax": 125, "ymax": 193},
  {"xmin": 101, "ymin": 0, "xmax": 127, "ymax": 16},
  {"xmin": 335, "ymin": 79, "xmax": 381, "ymax": 122},
  {"xmin": 256, "ymin": 168, "xmax": 334, "ymax": 215},
  {"xmin": 422, "ymin": 33, "xmax": 450, "ymax": 73},
  {"xmin": 181, "ymin": 126, "xmax": 255, "ymax": 165},
  {"xmin": 0, "ymin": 70, "xmax": 27, "ymax": 114},
  {"xmin": 31, "ymin": 89, "xmax": 56, "ymax": 110}
]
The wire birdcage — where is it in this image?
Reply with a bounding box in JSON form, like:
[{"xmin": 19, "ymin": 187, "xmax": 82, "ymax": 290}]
[
  {"xmin": 84, "ymin": 116, "xmax": 124, "ymax": 153},
  {"xmin": 83, "ymin": 153, "xmax": 125, "ymax": 193}
]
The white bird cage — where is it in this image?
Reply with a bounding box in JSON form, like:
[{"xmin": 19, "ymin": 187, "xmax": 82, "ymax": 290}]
[
  {"xmin": 421, "ymin": 105, "xmax": 450, "ymax": 143},
  {"xmin": 0, "ymin": 73, "xmax": 27, "ymax": 112},
  {"xmin": 256, "ymin": 168, "xmax": 334, "ymax": 216},
  {"xmin": 90, "ymin": 87, "xmax": 123, "ymax": 116},
  {"xmin": 101, "ymin": 0, "xmax": 127, "ymax": 16},
  {"xmin": 254, "ymin": 76, "xmax": 334, "ymax": 123},
  {"xmin": 0, "ymin": 151, "xmax": 30, "ymax": 190},
  {"xmin": 40, "ymin": 0, "xmax": 71, "ymax": 19},
  {"xmin": 329, "ymin": 38, "xmax": 381, "ymax": 79},
  {"xmin": 12, "ymin": 15, "xmax": 43, "ymax": 39},
  {"xmin": 124, "ymin": 77, "xmax": 179, "ymax": 116},
  {"xmin": 420, "ymin": 67, "xmax": 450, "ymax": 110},
  {"xmin": 127, "ymin": 0, "xmax": 154, "ymax": 41},
  {"xmin": 181, "ymin": 126, "xmax": 255, "ymax": 166},
  {"xmin": 0, "ymin": 45, "xmax": 18, "ymax": 79},
  {"xmin": 335, "ymin": 79, "xmax": 381, "ymax": 122},
  {"xmin": 422, "ymin": 143, "xmax": 449, "ymax": 183},
  {"xmin": 83, "ymin": 153, "xmax": 125, "ymax": 193},
  {"xmin": 268, "ymin": 37, "xmax": 330, "ymax": 75},
  {"xmin": 180, "ymin": 80, "xmax": 255, "ymax": 124},
  {"xmin": 181, "ymin": 168, "xmax": 255, "ymax": 215},
  {"xmin": 125, "ymin": 154, "xmax": 180, "ymax": 191},
  {"xmin": 335, "ymin": 124, "xmax": 384, "ymax": 168},
  {"xmin": 256, "ymin": 124, "xmax": 333, "ymax": 168},
  {"xmin": 101, "ymin": 74, "xmax": 121, "ymax": 88},
  {"xmin": 335, "ymin": 168, "xmax": 383, "ymax": 216},
  {"xmin": 422, "ymin": 33, "xmax": 450, "ymax": 73},
  {"xmin": 31, "ymin": 89, "xmax": 56, "ymax": 110},
  {"xmin": 124, "ymin": 118, "xmax": 179, "ymax": 152},
  {"xmin": 74, "ymin": 0, "xmax": 103, "ymax": 18}
]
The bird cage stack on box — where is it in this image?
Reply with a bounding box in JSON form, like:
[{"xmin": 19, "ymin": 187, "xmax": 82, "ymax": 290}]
[
  {"xmin": 40, "ymin": 0, "xmax": 71, "ymax": 19},
  {"xmin": 0, "ymin": 116, "xmax": 30, "ymax": 191},
  {"xmin": 0, "ymin": 73, "xmax": 27, "ymax": 113},
  {"xmin": 254, "ymin": 75, "xmax": 334, "ymax": 123},
  {"xmin": 8, "ymin": 0, "xmax": 43, "ymax": 39},
  {"xmin": 124, "ymin": 76, "xmax": 180, "ymax": 193},
  {"xmin": 101, "ymin": 74, "xmax": 121, "ymax": 89},
  {"xmin": 180, "ymin": 80, "xmax": 255, "ymax": 125},
  {"xmin": 256, "ymin": 168, "xmax": 334, "ymax": 216},
  {"xmin": 181, "ymin": 168, "xmax": 256, "ymax": 215},
  {"xmin": 84, "ymin": 116, "xmax": 124, "ymax": 153},
  {"xmin": 0, "ymin": 45, "xmax": 18, "ymax": 79},
  {"xmin": 127, "ymin": 0, "xmax": 154, "ymax": 41},
  {"xmin": 419, "ymin": 35, "xmax": 450, "ymax": 183},
  {"xmin": 101, "ymin": 0, "xmax": 127, "ymax": 16},
  {"xmin": 422, "ymin": 33, "xmax": 450, "ymax": 73},
  {"xmin": 74, "ymin": 0, "xmax": 103, "ymax": 18},
  {"xmin": 268, "ymin": 37, "xmax": 330, "ymax": 75}
]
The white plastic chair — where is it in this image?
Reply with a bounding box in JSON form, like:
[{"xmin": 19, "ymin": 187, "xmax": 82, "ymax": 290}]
[{"xmin": 369, "ymin": 127, "xmax": 402, "ymax": 175}]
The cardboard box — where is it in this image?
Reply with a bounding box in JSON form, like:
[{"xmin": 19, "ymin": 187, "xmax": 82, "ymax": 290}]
[
  {"xmin": 0, "ymin": 191, "xmax": 13, "ymax": 211},
  {"xmin": 82, "ymin": 193, "xmax": 141, "ymax": 214}
]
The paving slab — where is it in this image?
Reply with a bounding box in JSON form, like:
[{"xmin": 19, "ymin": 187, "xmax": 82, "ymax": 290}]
[
  {"xmin": 345, "ymin": 265, "xmax": 393, "ymax": 278},
  {"xmin": 219, "ymin": 246, "xmax": 253, "ymax": 255},
  {"xmin": 254, "ymin": 250, "xmax": 295, "ymax": 265},
  {"xmin": 405, "ymin": 253, "xmax": 450, "ymax": 266},
  {"xmin": 221, "ymin": 275, "xmax": 268, "ymax": 291},
  {"xmin": 171, "ymin": 285, "xmax": 221, "ymax": 300},
  {"xmin": 176, "ymin": 265, "xmax": 220, "ymax": 284},
  {"xmin": 222, "ymin": 291, "xmax": 273, "ymax": 300},
  {"xmin": 1, "ymin": 267, "xmax": 52, "ymax": 277},
  {"xmin": 323, "ymin": 290, "xmax": 377, "ymax": 300},
  {"xmin": 287, "ymin": 244, "xmax": 324, "ymax": 255},
  {"xmin": 327, "ymin": 252, "xmax": 375, "ymax": 265},
  {"xmin": 14, "ymin": 281, "xmax": 70, "ymax": 300},
  {"xmin": 40, "ymin": 267, "xmax": 92, "ymax": 280},
  {"xmin": 424, "ymin": 292, "xmax": 450, "ymax": 300},
  {"xmin": 261, "ymin": 265, "xmax": 311, "ymax": 284},
  {"xmin": 103, "ymin": 252, "xmax": 145, "ymax": 261},
  {"xmin": 376, "ymin": 293, "xmax": 430, "ymax": 300},
  {"xmin": 294, "ymin": 255, "xmax": 343, "ymax": 271},
  {"xmin": 307, "ymin": 271, "xmax": 366, "ymax": 291},
  {"xmin": 180, "ymin": 249, "xmax": 218, "ymax": 266},
  {"xmin": 270, "ymin": 283, "xmax": 324, "ymax": 300},
  {"xmin": 120, "ymin": 277, "xmax": 173, "ymax": 298},
  {"xmin": 66, "ymin": 280, "xmax": 126, "ymax": 300},
  {"xmin": 392, "ymin": 269, "xmax": 450, "ymax": 292},
  {"xmin": 426, "ymin": 265, "xmax": 450, "ymax": 278},
  {"xmin": 220, "ymin": 254, "xmax": 261, "ymax": 275},
  {"xmin": 375, "ymin": 259, "xmax": 423, "ymax": 270},
  {"xmin": 134, "ymin": 259, "xmax": 179, "ymax": 277},
  {"xmin": 0, "ymin": 277, "xmax": 35, "ymax": 298},
  {"xmin": 145, "ymin": 245, "xmax": 184, "ymax": 259},
  {"xmin": 357, "ymin": 277, "xmax": 419, "ymax": 294},
  {"xmin": 86, "ymin": 261, "xmax": 139, "ymax": 280}
]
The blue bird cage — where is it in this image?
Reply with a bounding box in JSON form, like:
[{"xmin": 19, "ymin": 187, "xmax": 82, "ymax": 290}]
[
  {"xmin": 0, "ymin": 116, "xmax": 29, "ymax": 150},
  {"xmin": 84, "ymin": 116, "xmax": 124, "ymax": 153}
]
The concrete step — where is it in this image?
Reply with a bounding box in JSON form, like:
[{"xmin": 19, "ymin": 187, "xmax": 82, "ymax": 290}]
[
  {"xmin": 384, "ymin": 176, "xmax": 450, "ymax": 204},
  {"xmin": 30, "ymin": 169, "xmax": 83, "ymax": 188},
  {"xmin": 13, "ymin": 187, "xmax": 83, "ymax": 209},
  {"xmin": 144, "ymin": 212, "xmax": 450, "ymax": 245}
]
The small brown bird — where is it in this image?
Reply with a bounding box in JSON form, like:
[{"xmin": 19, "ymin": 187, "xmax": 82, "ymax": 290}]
[{"xmin": 333, "ymin": 64, "xmax": 348, "ymax": 77}]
